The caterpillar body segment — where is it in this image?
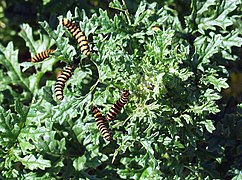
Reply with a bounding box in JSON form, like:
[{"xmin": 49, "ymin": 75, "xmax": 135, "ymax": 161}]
[
  {"xmin": 62, "ymin": 18, "xmax": 91, "ymax": 57},
  {"xmin": 55, "ymin": 65, "xmax": 75, "ymax": 101},
  {"xmin": 106, "ymin": 90, "xmax": 130, "ymax": 121},
  {"xmin": 91, "ymin": 106, "xmax": 112, "ymax": 141},
  {"xmin": 31, "ymin": 49, "xmax": 55, "ymax": 62}
]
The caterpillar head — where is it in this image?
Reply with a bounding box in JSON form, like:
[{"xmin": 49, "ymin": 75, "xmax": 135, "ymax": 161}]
[
  {"xmin": 91, "ymin": 106, "xmax": 98, "ymax": 113},
  {"xmin": 62, "ymin": 18, "xmax": 70, "ymax": 26},
  {"xmin": 121, "ymin": 89, "xmax": 130, "ymax": 97}
]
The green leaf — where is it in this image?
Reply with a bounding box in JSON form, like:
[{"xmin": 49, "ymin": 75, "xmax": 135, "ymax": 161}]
[
  {"xmin": 43, "ymin": 0, "xmax": 51, "ymax": 5},
  {"xmin": 0, "ymin": 70, "xmax": 11, "ymax": 91},
  {"xmin": 195, "ymin": 33, "xmax": 222, "ymax": 71},
  {"xmin": 202, "ymin": 119, "xmax": 216, "ymax": 133},
  {"xmin": 196, "ymin": 0, "xmax": 217, "ymax": 16},
  {"xmin": 0, "ymin": 42, "xmax": 30, "ymax": 92},
  {"xmin": 207, "ymin": 76, "xmax": 229, "ymax": 91},
  {"xmin": 109, "ymin": 0, "xmax": 126, "ymax": 11},
  {"xmin": 232, "ymin": 170, "xmax": 242, "ymax": 180},
  {"xmin": 19, "ymin": 24, "xmax": 55, "ymax": 56},
  {"xmin": 39, "ymin": 21, "xmax": 77, "ymax": 64},
  {"xmin": 1, "ymin": 1, "xmax": 241, "ymax": 179},
  {"xmin": 181, "ymin": 114, "xmax": 193, "ymax": 124},
  {"xmin": 0, "ymin": 106, "xmax": 19, "ymax": 148},
  {"xmin": 196, "ymin": 0, "xmax": 241, "ymax": 34},
  {"xmin": 73, "ymin": 156, "xmax": 87, "ymax": 171},
  {"xmin": 17, "ymin": 154, "xmax": 51, "ymax": 170}
]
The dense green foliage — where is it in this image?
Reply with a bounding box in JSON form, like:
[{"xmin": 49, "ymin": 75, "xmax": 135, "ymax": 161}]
[{"xmin": 0, "ymin": 0, "xmax": 241, "ymax": 179}]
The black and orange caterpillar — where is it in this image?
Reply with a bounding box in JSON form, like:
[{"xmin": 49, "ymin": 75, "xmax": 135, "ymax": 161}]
[
  {"xmin": 91, "ymin": 106, "xmax": 112, "ymax": 141},
  {"xmin": 62, "ymin": 18, "xmax": 91, "ymax": 58},
  {"xmin": 55, "ymin": 65, "xmax": 75, "ymax": 101},
  {"xmin": 106, "ymin": 90, "xmax": 130, "ymax": 121},
  {"xmin": 31, "ymin": 49, "xmax": 55, "ymax": 62}
]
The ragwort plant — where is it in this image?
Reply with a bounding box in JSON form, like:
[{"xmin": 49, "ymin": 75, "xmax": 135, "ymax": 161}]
[{"xmin": 0, "ymin": 0, "xmax": 241, "ymax": 179}]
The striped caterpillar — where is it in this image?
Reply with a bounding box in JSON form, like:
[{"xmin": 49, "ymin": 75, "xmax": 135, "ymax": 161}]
[
  {"xmin": 91, "ymin": 106, "xmax": 112, "ymax": 141},
  {"xmin": 62, "ymin": 18, "xmax": 91, "ymax": 58},
  {"xmin": 106, "ymin": 90, "xmax": 130, "ymax": 121}
]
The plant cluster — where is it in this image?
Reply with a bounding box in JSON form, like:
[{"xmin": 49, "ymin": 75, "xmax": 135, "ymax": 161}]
[{"xmin": 0, "ymin": 0, "xmax": 241, "ymax": 179}]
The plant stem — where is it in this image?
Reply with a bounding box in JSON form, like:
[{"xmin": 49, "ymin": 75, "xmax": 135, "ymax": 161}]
[{"xmin": 121, "ymin": 0, "xmax": 131, "ymax": 25}]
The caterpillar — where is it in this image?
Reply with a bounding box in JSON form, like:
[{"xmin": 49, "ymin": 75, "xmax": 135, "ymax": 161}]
[
  {"xmin": 106, "ymin": 90, "xmax": 130, "ymax": 121},
  {"xmin": 31, "ymin": 49, "xmax": 55, "ymax": 62},
  {"xmin": 55, "ymin": 65, "xmax": 74, "ymax": 101},
  {"xmin": 91, "ymin": 106, "xmax": 112, "ymax": 141},
  {"xmin": 62, "ymin": 18, "xmax": 91, "ymax": 57}
]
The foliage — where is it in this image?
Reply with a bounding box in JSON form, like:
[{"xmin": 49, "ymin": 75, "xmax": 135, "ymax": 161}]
[
  {"xmin": 0, "ymin": 0, "xmax": 241, "ymax": 179},
  {"xmin": 0, "ymin": 0, "xmax": 110, "ymax": 49}
]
